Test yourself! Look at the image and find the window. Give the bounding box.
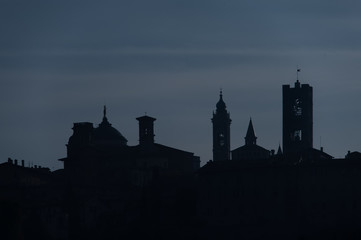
[292,130,302,141]
[293,98,302,116]
[219,133,225,146]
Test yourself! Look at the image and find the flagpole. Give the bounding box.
[297,68,301,81]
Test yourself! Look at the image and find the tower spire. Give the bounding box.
[100,105,110,126]
[277,143,283,155]
[103,105,107,119]
[216,89,226,111]
[245,118,257,145]
[212,90,231,161]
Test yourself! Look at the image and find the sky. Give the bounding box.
[1,0,361,170]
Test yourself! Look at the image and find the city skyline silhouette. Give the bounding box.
[2,1,361,239]
[1,76,359,170]
[1,1,361,169]
[2,77,361,239]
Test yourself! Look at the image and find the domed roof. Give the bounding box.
[93,106,128,146]
[216,90,227,110]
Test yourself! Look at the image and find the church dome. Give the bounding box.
[216,90,227,110]
[93,106,128,146]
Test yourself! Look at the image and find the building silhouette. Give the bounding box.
[212,90,231,161]
[2,76,361,240]
[0,159,67,240]
[197,77,360,239]
[232,118,270,161]
[58,108,200,239]
[283,80,313,154]
[136,115,156,146]
[60,107,200,184]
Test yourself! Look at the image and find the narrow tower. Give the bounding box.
[136,115,156,146]
[212,90,231,161]
[283,79,313,154]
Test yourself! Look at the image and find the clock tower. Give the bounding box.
[283,79,313,154]
[212,90,231,161]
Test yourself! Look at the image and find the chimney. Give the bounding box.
[21,160,24,167]
[14,159,18,166]
[8,158,13,164]
[34,165,37,169]
[320,147,323,152]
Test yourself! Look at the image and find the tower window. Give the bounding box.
[293,99,302,116]
[219,133,225,146]
[291,130,302,141]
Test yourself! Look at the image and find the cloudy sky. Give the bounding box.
[1,0,361,170]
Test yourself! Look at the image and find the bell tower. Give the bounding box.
[212,90,231,161]
[136,115,156,146]
[283,78,313,154]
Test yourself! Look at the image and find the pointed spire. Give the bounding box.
[277,144,283,155]
[103,105,107,119]
[245,118,257,145]
[216,89,226,111]
[100,105,110,126]
[219,89,224,103]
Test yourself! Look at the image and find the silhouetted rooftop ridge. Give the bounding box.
[136,115,156,121]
